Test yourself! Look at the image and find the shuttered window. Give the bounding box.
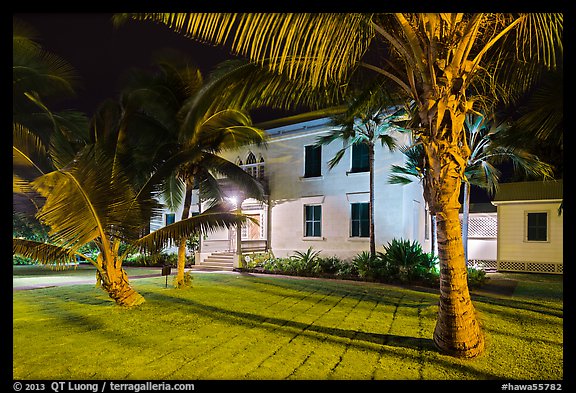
[304,145,322,177]
[351,142,369,172]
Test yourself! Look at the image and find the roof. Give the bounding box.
[492,180,563,203]
[253,106,346,133]
[460,203,497,213]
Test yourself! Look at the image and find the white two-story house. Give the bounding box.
[152,113,432,270]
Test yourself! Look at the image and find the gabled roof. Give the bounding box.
[492,180,563,203]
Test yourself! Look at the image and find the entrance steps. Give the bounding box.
[192,251,235,271]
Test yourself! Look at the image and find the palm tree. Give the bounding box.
[116,12,562,358]
[461,113,554,262]
[116,53,267,288]
[389,112,554,263]
[13,102,253,307]
[317,87,406,257]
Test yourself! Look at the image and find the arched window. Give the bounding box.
[258,154,265,179]
[235,156,243,166]
[246,152,257,165]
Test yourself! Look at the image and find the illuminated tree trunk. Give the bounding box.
[428,170,483,358]
[420,98,485,358]
[175,179,194,288]
[97,253,145,307]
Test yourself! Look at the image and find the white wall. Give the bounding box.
[212,122,428,260]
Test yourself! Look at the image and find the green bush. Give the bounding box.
[245,249,350,278]
[379,238,439,284]
[352,251,385,280]
[290,247,322,274]
[124,252,191,267]
[467,266,487,287]
[315,255,344,275]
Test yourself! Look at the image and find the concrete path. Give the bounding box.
[12,265,239,291]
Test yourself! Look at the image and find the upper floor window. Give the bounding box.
[526,212,548,241]
[246,152,257,165]
[351,142,369,173]
[165,213,176,226]
[304,145,322,177]
[241,152,265,180]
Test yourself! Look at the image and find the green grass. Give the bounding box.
[13,271,563,380]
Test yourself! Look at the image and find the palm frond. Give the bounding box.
[465,160,501,195]
[12,238,86,267]
[202,153,266,201]
[13,24,79,106]
[203,58,347,113]
[134,204,254,253]
[327,148,347,170]
[116,13,374,89]
[379,134,397,151]
[31,146,145,251]
[182,107,266,151]
[159,172,185,212]
[13,123,51,180]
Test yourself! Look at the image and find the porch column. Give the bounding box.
[233,197,245,269]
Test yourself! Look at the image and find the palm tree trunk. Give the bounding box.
[426,153,484,358]
[175,179,194,288]
[368,142,376,258]
[462,181,470,266]
[98,253,145,307]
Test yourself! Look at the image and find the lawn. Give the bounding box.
[12,270,563,380]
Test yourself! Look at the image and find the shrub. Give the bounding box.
[290,247,322,274]
[352,251,385,280]
[380,238,438,284]
[467,266,487,287]
[315,255,344,275]
[336,260,358,278]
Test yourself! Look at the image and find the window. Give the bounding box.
[165,213,176,226]
[351,203,369,237]
[246,152,257,164]
[304,205,322,237]
[304,145,322,177]
[351,142,369,172]
[527,212,548,241]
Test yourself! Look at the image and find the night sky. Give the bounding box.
[14,13,256,118]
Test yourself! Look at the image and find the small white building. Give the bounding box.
[460,203,498,270]
[171,114,432,269]
[491,180,563,274]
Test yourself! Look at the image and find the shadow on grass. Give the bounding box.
[147,291,503,379]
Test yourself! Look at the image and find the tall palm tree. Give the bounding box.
[317,87,406,257]
[389,112,554,263]
[116,53,267,288]
[117,12,562,358]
